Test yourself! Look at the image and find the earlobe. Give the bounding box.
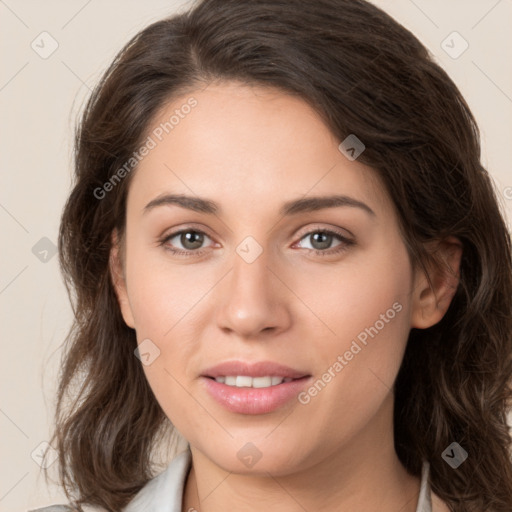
[410,236,463,329]
[109,229,136,329]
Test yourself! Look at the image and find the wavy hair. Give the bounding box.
[49,0,512,510]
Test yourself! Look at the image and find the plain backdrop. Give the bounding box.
[1,1,511,511]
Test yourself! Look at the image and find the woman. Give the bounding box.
[33,0,512,511]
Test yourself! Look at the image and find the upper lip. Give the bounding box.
[201,360,310,379]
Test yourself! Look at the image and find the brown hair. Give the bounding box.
[49,0,512,510]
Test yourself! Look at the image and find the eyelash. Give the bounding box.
[158,226,355,258]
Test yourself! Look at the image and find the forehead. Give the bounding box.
[127,82,390,219]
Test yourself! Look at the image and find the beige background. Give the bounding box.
[1,1,511,511]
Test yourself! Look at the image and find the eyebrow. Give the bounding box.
[143,193,376,217]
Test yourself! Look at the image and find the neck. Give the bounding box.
[182,393,421,512]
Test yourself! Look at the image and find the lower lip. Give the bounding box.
[201,376,312,415]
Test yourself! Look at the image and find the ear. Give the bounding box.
[411,236,463,329]
[109,229,135,329]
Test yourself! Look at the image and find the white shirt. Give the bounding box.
[30,447,435,512]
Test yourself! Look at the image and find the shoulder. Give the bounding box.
[28,450,192,512]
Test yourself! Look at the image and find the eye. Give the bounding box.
[294,228,355,256]
[159,228,214,257]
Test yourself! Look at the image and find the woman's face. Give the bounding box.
[113,81,427,475]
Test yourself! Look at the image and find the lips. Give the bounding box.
[201,360,310,379]
[200,360,313,414]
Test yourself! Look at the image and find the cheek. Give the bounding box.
[296,242,413,424]
[124,243,213,399]
[293,235,412,354]
[125,240,211,338]
[340,247,412,372]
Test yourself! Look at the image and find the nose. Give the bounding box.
[215,247,291,339]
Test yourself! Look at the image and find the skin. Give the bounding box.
[110,82,460,512]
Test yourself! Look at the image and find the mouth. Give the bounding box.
[200,361,312,415]
[200,360,312,414]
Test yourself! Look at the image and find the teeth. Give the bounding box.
[214,375,294,388]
